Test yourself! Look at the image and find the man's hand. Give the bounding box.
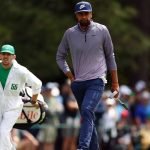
[111,82,119,98]
[31,94,39,108]
[65,71,75,82]
[31,100,39,108]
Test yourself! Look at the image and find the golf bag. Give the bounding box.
[13,87,48,130]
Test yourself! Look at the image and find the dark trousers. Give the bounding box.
[71,78,105,150]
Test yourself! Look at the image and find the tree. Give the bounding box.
[0,0,150,85]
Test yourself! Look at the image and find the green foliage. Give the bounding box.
[91,0,150,85]
[0,0,150,84]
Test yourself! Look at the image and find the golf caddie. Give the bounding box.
[0,44,42,150]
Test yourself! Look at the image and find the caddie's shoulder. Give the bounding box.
[17,64,28,72]
[13,60,28,73]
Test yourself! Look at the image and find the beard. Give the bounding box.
[79,19,90,27]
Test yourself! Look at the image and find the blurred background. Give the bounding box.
[1,0,150,86]
[1,0,150,149]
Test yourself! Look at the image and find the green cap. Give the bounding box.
[1,44,15,55]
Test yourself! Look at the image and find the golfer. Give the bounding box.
[56,1,119,149]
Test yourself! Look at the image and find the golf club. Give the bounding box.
[110,91,129,110]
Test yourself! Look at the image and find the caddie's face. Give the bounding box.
[1,52,16,68]
[75,12,92,26]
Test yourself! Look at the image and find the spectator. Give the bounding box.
[37,82,64,150]
[60,80,80,150]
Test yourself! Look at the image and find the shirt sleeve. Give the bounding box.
[103,25,117,71]
[56,29,71,73]
[25,69,42,95]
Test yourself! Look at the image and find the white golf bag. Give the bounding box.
[13,87,48,130]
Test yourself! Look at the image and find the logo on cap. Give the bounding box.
[79,4,86,10]
[74,1,92,13]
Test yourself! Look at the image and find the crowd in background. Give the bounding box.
[11,79,150,150]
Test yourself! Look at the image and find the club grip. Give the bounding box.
[110,91,118,98]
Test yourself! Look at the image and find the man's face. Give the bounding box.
[1,52,16,68]
[75,12,92,26]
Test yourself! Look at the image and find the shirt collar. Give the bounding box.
[12,59,19,68]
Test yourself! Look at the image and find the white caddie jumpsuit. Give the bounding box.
[0,60,42,150]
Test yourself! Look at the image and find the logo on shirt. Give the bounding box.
[11,84,18,90]
[79,4,86,10]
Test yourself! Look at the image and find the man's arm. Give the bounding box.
[56,30,71,74]
[110,70,119,98]
[25,70,42,104]
[31,94,38,104]
[103,26,119,97]
[65,71,75,82]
